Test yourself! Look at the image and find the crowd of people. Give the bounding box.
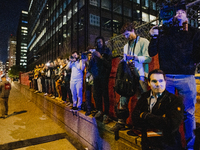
[28,36,112,124]
[25,5,200,150]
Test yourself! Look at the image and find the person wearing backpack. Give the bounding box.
[111,22,152,131]
[0,74,11,119]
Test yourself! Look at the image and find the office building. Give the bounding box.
[8,35,16,68]
[27,0,159,69]
[16,10,28,69]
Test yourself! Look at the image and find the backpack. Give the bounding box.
[114,60,139,97]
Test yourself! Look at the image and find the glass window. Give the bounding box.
[63,1,67,9]
[142,12,149,22]
[79,0,85,9]
[90,14,100,27]
[124,7,131,17]
[150,15,157,25]
[68,9,72,20]
[152,2,156,10]
[90,0,98,6]
[145,0,149,7]
[102,0,111,10]
[73,3,77,15]
[113,3,122,14]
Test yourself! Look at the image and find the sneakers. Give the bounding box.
[103,115,110,124]
[34,90,38,93]
[70,107,78,111]
[68,103,72,107]
[44,93,48,96]
[85,111,91,116]
[110,123,125,132]
[0,115,7,119]
[77,108,82,111]
[94,111,103,118]
[51,96,55,99]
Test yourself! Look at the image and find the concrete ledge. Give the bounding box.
[14,82,142,150]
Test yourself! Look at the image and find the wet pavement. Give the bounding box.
[0,82,78,150]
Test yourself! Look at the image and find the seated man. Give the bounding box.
[132,69,183,150]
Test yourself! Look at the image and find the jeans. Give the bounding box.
[166,74,196,150]
[70,80,83,109]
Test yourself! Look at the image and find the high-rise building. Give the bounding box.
[27,0,159,69]
[16,10,28,69]
[8,35,16,68]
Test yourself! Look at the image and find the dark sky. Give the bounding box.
[0,0,28,63]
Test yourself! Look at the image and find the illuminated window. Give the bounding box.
[142,12,149,22]
[22,11,28,14]
[68,10,72,19]
[90,14,100,27]
[150,15,157,25]
[21,27,28,30]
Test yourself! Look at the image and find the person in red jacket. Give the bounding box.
[0,74,11,119]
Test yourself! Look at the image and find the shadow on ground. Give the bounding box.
[6,110,27,118]
[0,133,67,150]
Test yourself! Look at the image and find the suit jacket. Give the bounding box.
[132,90,183,146]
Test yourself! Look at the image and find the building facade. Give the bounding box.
[27,0,159,69]
[16,10,28,69]
[8,35,17,69]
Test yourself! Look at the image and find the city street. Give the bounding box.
[0,82,79,150]
[1,82,200,150]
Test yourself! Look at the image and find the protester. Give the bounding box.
[85,47,95,116]
[132,69,183,150]
[33,65,40,93]
[149,5,200,150]
[67,51,85,111]
[61,59,73,106]
[111,22,151,131]
[0,74,11,119]
[88,36,112,124]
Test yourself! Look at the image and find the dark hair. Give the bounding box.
[72,51,78,55]
[120,22,135,34]
[148,69,166,82]
[86,46,95,51]
[95,36,105,48]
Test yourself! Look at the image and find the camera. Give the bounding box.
[70,56,74,59]
[81,52,87,60]
[90,49,96,53]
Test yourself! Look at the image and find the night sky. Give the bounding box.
[0,0,28,63]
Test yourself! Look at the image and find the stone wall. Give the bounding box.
[14,82,142,150]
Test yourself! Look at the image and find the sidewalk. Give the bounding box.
[0,82,81,150]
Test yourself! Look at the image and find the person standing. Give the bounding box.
[149,6,200,150]
[67,51,85,111]
[0,74,11,119]
[85,48,94,116]
[111,22,151,131]
[89,36,112,124]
